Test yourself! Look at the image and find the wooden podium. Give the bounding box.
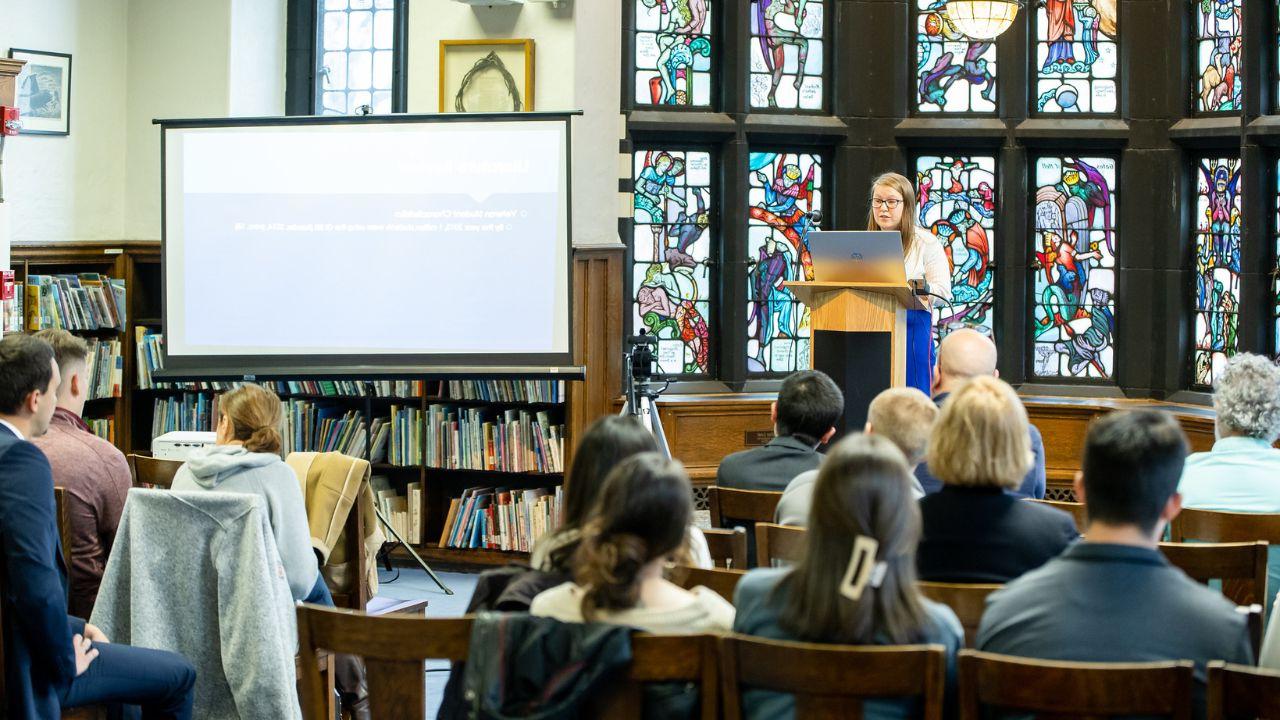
[785,281,924,436]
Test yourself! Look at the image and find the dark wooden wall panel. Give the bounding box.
[566,246,625,471]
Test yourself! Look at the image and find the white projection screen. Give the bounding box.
[159,113,576,379]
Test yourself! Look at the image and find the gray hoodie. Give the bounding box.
[172,444,319,600]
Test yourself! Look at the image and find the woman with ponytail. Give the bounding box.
[732,434,963,720]
[529,453,734,632]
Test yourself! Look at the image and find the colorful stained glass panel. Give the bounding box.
[1035,0,1118,113]
[634,0,713,107]
[1194,156,1241,386]
[1031,156,1118,380]
[749,1,825,109]
[916,155,997,338]
[746,152,822,373]
[1194,0,1242,113]
[915,0,997,113]
[632,150,714,375]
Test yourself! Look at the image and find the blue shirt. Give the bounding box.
[732,567,963,720]
[1179,435,1280,619]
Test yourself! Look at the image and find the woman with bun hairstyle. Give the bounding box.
[530,452,734,632]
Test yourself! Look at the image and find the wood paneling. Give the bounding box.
[566,245,625,471]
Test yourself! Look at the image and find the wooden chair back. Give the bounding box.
[54,486,72,569]
[1170,508,1280,545]
[1160,541,1268,607]
[1029,499,1088,529]
[708,487,783,528]
[916,582,1002,648]
[593,633,720,720]
[719,635,947,720]
[702,527,747,569]
[755,522,806,567]
[958,650,1195,720]
[127,454,183,489]
[670,565,746,602]
[1206,661,1280,720]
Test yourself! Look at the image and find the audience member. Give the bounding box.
[978,410,1253,713]
[1178,353,1280,615]
[916,329,1045,498]
[0,334,196,718]
[916,376,1077,582]
[29,329,131,619]
[733,434,963,720]
[775,387,936,526]
[530,453,734,632]
[716,369,843,492]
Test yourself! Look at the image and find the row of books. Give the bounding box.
[86,417,114,444]
[281,401,369,458]
[371,477,424,544]
[441,380,565,404]
[426,405,564,474]
[25,274,126,332]
[85,338,124,400]
[151,394,219,437]
[439,485,562,552]
[269,380,426,398]
[3,282,23,334]
[135,329,237,391]
[387,405,424,466]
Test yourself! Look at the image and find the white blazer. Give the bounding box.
[904,226,953,305]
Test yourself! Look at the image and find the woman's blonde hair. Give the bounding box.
[219,383,283,455]
[926,376,1031,490]
[866,172,920,256]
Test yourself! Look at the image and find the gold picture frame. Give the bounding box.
[438,39,535,113]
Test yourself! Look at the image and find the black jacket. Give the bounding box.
[715,435,823,492]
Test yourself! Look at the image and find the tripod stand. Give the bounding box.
[374,505,453,595]
[619,336,672,458]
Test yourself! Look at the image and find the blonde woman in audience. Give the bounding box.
[733,434,963,720]
[916,376,1077,582]
[530,453,734,633]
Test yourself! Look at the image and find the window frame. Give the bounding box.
[286,0,408,117]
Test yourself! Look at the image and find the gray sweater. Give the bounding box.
[173,445,319,600]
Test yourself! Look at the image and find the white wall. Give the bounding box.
[229,0,286,118]
[0,0,130,249]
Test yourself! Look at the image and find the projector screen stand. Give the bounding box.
[374,505,454,596]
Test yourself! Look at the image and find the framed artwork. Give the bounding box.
[8,49,71,135]
[439,39,534,113]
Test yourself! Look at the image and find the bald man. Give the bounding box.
[915,329,1046,499]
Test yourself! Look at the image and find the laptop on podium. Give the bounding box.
[807,230,909,286]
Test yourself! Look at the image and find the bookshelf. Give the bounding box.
[7,241,570,566]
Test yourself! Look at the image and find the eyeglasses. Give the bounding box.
[872,198,903,210]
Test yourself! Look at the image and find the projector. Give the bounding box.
[151,431,217,460]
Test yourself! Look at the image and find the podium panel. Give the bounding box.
[813,330,892,438]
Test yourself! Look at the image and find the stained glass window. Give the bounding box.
[746,152,822,373]
[318,0,397,115]
[1031,156,1118,379]
[915,0,997,113]
[632,150,714,375]
[1193,0,1242,113]
[634,0,713,107]
[1194,156,1242,386]
[1034,0,1118,113]
[749,1,825,109]
[1275,159,1280,352]
[916,156,997,337]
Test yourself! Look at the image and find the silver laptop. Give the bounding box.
[808,230,909,285]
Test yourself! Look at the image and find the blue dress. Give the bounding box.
[906,308,935,397]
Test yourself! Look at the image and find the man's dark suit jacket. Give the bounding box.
[978,543,1254,715]
[915,391,1047,499]
[0,424,82,720]
[716,435,822,492]
[917,485,1078,583]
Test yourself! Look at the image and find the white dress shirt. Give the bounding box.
[904,226,953,305]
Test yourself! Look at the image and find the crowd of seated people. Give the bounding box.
[7,322,1280,719]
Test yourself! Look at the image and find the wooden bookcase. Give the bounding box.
[8,241,568,566]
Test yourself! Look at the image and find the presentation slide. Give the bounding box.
[163,118,570,364]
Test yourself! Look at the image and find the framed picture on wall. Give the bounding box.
[439,39,534,113]
[8,49,71,135]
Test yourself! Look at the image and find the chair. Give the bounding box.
[755,522,806,567]
[917,582,1002,648]
[671,564,746,602]
[708,487,783,529]
[126,454,183,489]
[1170,508,1280,546]
[719,635,946,720]
[1029,498,1088,529]
[957,650,1194,720]
[1206,661,1280,720]
[702,527,747,569]
[54,486,72,569]
[1160,539,1268,646]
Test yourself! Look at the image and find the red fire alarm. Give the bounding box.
[0,271,14,301]
[1,107,19,136]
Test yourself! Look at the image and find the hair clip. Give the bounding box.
[839,535,887,601]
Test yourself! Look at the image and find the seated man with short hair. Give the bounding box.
[978,410,1253,714]
[716,369,844,492]
[915,329,1045,499]
[775,387,936,526]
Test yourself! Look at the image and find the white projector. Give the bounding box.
[151,431,217,460]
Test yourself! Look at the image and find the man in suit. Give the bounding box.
[978,410,1253,712]
[915,328,1046,498]
[0,334,196,719]
[716,369,843,492]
